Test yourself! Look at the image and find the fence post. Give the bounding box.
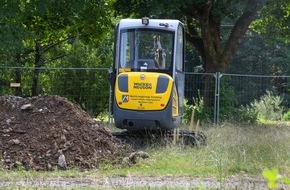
[107,68,113,128]
[214,72,222,127]
[214,73,217,127]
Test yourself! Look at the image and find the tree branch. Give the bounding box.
[41,36,76,55]
[200,1,219,69]
[43,54,68,64]
[221,0,262,69]
[186,18,204,58]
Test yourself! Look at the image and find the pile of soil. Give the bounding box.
[0,95,132,171]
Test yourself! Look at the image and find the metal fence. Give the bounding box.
[1,67,289,125]
[185,72,290,125]
[0,67,110,117]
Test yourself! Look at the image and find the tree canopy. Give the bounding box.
[114,0,262,73]
[0,0,289,115]
[0,0,114,116]
[251,0,290,44]
[0,0,113,95]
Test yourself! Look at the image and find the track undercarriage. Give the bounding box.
[112,129,206,148]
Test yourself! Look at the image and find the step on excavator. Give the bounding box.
[109,18,206,147]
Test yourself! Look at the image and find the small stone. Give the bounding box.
[47,163,52,170]
[6,119,12,125]
[8,139,20,145]
[21,103,33,110]
[15,161,22,166]
[3,128,12,133]
[123,157,131,165]
[60,134,66,141]
[58,154,67,170]
[128,151,149,164]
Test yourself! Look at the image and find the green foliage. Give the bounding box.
[252,90,283,121]
[43,39,111,116]
[99,124,290,181]
[229,35,290,75]
[183,91,211,123]
[263,168,290,189]
[113,0,262,74]
[0,0,115,116]
[0,0,114,94]
[236,105,258,123]
[183,99,195,124]
[282,110,290,121]
[251,0,290,44]
[239,90,284,122]
[219,76,238,120]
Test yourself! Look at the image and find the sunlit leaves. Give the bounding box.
[251,0,290,43]
[263,168,290,189]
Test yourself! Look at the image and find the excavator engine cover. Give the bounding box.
[114,72,178,131]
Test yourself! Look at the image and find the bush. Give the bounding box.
[253,90,283,121]
[236,105,258,123]
[219,77,238,120]
[282,110,290,121]
[239,90,284,122]
[183,91,211,124]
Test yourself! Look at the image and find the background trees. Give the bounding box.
[0,0,289,117]
[113,0,262,73]
[0,0,112,95]
[0,0,114,117]
[251,0,290,44]
[113,0,263,106]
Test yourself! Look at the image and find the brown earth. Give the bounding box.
[0,95,132,171]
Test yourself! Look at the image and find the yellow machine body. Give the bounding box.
[115,72,173,111]
[110,18,185,131]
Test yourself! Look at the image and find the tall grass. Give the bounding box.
[1,122,290,187]
[98,122,290,179]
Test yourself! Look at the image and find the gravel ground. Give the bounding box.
[0,175,284,189]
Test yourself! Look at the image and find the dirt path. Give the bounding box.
[0,176,277,189]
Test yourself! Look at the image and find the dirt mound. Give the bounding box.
[0,95,132,171]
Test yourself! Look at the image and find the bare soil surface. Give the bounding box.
[0,175,280,189]
[0,95,132,171]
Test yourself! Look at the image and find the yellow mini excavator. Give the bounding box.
[109,18,206,146]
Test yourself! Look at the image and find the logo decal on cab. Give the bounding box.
[122,95,129,102]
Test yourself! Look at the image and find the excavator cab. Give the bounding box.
[109,18,185,132]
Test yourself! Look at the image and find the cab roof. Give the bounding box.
[118,18,182,31]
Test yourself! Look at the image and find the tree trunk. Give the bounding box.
[186,0,262,106]
[32,42,42,96]
[14,52,22,96]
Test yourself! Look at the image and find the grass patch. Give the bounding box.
[1,122,290,187]
[96,122,290,179]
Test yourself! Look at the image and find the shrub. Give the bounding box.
[219,77,238,120]
[282,110,290,121]
[239,90,284,122]
[183,91,210,124]
[236,105,258,123]
[252,90,284,121]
